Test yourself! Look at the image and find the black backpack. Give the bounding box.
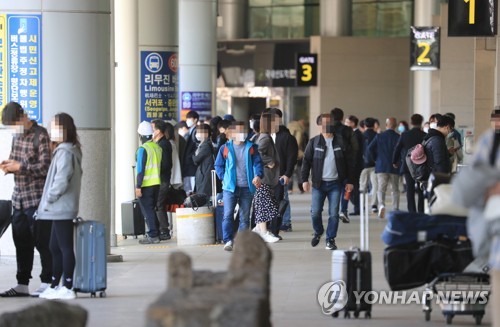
[406,139,431,182]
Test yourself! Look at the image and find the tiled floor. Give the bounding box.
[0,192,492,326]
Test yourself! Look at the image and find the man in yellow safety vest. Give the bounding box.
[136,121,162,244]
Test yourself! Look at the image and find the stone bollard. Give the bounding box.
[146,230,272,327]
[0,300,87,327]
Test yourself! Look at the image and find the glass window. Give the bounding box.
[352,0,413,37]
[272,6,304,38]
[249,7,272,38]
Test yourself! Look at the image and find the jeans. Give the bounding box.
[11,206,52,285]
[138,185,160,238]
[271,184,285,234]
[311,181,342,241]
[340,179,360,214]
[222,187,252,243]
[281,190,291,226]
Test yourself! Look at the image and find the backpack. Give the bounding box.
[406,139,431,182]
[222,143,255,159]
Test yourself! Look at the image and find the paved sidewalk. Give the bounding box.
[0,192,492,326]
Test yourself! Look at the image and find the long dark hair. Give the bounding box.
[54,113,81,148]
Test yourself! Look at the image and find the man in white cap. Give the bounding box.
[136,121,163,244]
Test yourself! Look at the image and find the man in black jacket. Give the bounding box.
[330,108,359,223]
[152,119,173,240]
[264,108,298,236]
[423,115,454,175]
[182,111,200,195]
[302,114,354,251]
[392,114,426,213]
[359,118,379,213]
[341,115,363,219]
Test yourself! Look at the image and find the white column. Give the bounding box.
[179,0,217,118]
[320,0,352,36]
[413,0,434,119]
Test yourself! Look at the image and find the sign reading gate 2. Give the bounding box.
[0,14,42,123]
[410,27,440,71]
[140,50,178,122]
[296,54,317,86]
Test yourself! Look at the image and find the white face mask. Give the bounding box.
[430,122,437,129]
[196,134,206,142]
[423,127,429,133]
[10,125,24,137]
[50,127,64,142]
[233,133,246,142]
[186,119,195,128]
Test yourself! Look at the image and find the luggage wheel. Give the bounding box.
[445,314,454,325]
[91,292,96,298]
[424,311,431,322]
[344,311,351,319]
[133,235,138,239]
[123,235,128,240]
[99,291,107,298]
[474,314,483,326]
[354,311,360,318]
[331,312,339,318]
[365,311,371,319]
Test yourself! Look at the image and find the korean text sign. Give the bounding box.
[140,50,178,122]
[0,14,42,123]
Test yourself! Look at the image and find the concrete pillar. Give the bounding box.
[320,0,352,36]
[412,0,434,120]
[217,0,247,40]
[114,0,178,242]
[0,0,112,254]
[179,0,217,119]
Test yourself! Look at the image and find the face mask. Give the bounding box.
[324,124,335,134]
[233,133,246,142]
[423,127,429,133]
[186,119,195,128]
[10,125,24,137]
[397,125,405,133]
[430,122,437,129]
[196,135,206,142]
[50,127,64,142]
[249,120,255,130]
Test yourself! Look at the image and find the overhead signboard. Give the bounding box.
[0,14,42,123]
[448,0,497,36]
[296,54,317,86]
[140,50,178,122]
[410,27,440,71]
[180,91,211,121]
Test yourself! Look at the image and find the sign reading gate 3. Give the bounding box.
[296,54,317,86]
[448,0,498,36]
[410,27,440,71]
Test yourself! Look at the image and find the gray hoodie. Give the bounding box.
[37,143,83,220]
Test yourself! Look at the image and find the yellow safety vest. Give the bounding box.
[139,141,162,187]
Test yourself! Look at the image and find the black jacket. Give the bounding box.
[192,139,214,196]
[157,136,173,185]
[362,128,378,168]
[392,127,426,174]
[182,126,199,177]
[275,125,299,177]
[301,134,354,189]
[333,121,358,177]
[423,129,451,174]
[353,128,363,176]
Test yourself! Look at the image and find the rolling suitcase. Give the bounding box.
[331,191,372,319]
[73,220,107,298]
[121,200,146,239]
[121,166,146,238]
[0,200,12,238]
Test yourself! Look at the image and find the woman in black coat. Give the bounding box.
[193,124,215,196]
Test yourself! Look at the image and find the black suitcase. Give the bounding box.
[331,192,372,319]
[121,200,146,239]
[0,200,12,238]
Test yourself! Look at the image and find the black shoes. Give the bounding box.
[159,231,171,241]
[339,212,350,223]
[326,239,337,250]
[311,234,321,247]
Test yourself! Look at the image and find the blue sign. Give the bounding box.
[3,15,42,123]
[140,50,178,122]
[180,91,212,120]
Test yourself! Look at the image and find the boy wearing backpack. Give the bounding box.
[214,121,263,252]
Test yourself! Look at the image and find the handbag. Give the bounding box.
[183,193,209,210]
[426,184,468,217]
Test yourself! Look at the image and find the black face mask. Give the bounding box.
[324,124,335,134]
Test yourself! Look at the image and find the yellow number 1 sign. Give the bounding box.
[464,0,475,24]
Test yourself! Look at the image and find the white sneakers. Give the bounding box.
[39,286,76,300]
[31,283,49,297]
[224,241,233,251]
[378,205,386,219]
[261,231,279,243]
